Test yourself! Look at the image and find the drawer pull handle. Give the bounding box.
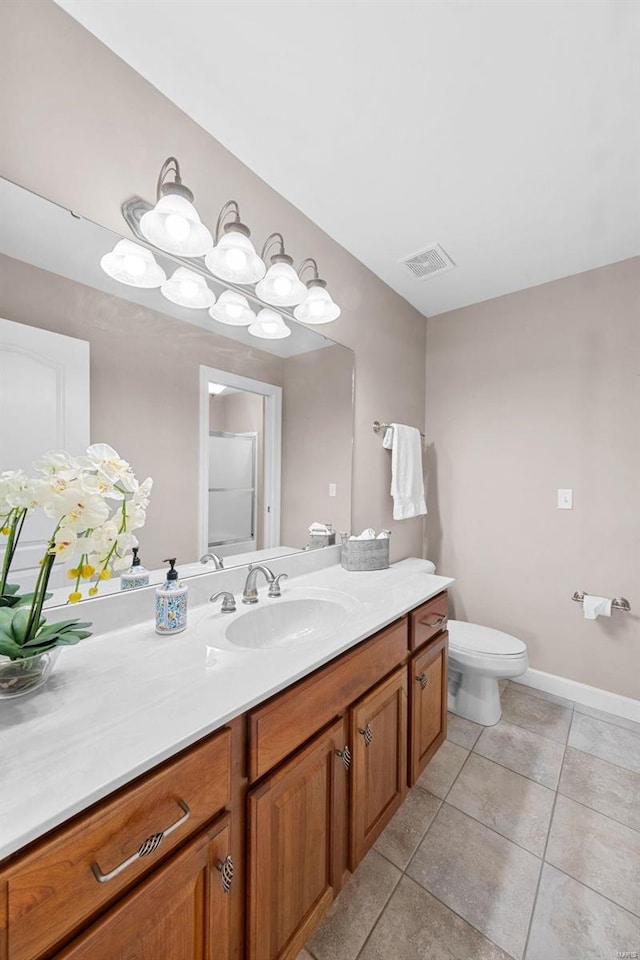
[336,745,352,770]
[422,614,445,628]
[91,800,191,884]
[359,724,373,747]
[217,854,235,894]
[416,672,429,690]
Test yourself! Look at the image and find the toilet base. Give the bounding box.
[448,674,502,726]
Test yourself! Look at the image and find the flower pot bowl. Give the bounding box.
[0,649,60,699]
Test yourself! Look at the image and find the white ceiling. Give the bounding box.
[55,0,640,317]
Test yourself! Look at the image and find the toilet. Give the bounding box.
[447,619,528,726]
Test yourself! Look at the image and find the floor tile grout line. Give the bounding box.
[438,795,549,861]
[350,855,403,960]
[521,739,567,960]
[493,711,572,747]
[471,743,562,791]
[564,738,640,778]
[572,706,640,736]
[540,860,640,921]
[556,780,640,836]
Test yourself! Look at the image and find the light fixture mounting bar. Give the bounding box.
[121,196,300,323]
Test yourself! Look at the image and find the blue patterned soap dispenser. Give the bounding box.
[155,558,188,635]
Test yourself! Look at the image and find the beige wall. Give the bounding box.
[281,345,353,547]
[425,258,640,699]
[0,253,284,569]
[0,0,427,562]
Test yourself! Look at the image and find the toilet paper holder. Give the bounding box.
[572,591,631,613]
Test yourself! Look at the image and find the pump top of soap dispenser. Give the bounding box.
[131,547,141,567]
[163,557,179,582]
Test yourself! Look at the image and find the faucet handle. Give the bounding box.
[268,573,288,598]
[210,591,236,613]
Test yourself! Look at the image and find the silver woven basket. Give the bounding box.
[340,534,390,571]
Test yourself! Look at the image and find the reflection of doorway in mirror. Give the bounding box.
[209,384,262,557]
[0,318,90,591]
[199,366,282,561]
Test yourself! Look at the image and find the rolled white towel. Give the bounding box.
[583,595,613,620]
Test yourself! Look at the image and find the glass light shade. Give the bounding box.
[161,267,215,309]
[255,261,307,306]
[248,308,291,340]
[139,194,213,256]
[209,290,256,326]
[293,285,341,324]
[205,231,266,284]
[100,239,166,288]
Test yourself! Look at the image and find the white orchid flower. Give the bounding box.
[2,472,40,511]
[111,555,132,572]
[50,526,78,560]
[33,450,79,477]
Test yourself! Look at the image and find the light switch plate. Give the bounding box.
[557,489,573,509]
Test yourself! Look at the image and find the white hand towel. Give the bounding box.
[349,528,376,541]
[383,423,427,520]
[583,595,613,620]
[308,522,331,535]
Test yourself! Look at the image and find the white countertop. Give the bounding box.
[0,558,452,861]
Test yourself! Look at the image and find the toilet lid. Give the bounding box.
[448,620,526,657]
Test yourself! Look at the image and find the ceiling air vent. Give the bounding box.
[400,243,455,281]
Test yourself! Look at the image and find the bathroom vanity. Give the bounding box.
[0,560,451,960]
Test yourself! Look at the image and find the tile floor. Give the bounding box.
[299,680,640,960]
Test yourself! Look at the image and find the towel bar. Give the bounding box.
[373,420,426,440]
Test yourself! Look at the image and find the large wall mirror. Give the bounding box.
[0,178,354,604]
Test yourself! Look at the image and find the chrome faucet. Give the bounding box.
[242,564,275,604]
[200,552,224,570]
[210,591,236,613]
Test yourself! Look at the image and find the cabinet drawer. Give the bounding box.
[248,618,408,781]
[409,591,448,650]
[5,726,231,960]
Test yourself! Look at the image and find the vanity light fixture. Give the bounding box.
[209,290,256,326]
[293,258,341,324]
[255,233,307,307]
[248,308,291,340]
[161,267,216,309]
[139,157,213,257]
[205,200,266,284]
[100,239,166,288]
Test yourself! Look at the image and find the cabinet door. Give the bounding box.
[55,816,232,960]
[409,631,448,784]
[350,667,407,869]
[247,718,348,960]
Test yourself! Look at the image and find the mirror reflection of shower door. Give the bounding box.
[208,432,257,556]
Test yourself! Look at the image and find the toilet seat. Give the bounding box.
[448,620,526,658]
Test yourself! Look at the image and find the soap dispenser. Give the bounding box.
[155,558,188,635]
[120,547,150,591]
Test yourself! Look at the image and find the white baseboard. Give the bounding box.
[513,668,640,723]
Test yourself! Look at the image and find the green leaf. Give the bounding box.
[4,584,20,596]
[9,608,30,645]
[36,619,87,638]
[49,633,84,646]
[21,635,59,650]
[0,637,25,659]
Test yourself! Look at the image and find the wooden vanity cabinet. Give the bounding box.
[1,591,449,960]
[55,816,232,960]
[246,718,349,960]
[350,667,408,868]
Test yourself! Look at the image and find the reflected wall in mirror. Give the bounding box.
[0,177,354,603]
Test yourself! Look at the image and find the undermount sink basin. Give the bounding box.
[225,596,351,650]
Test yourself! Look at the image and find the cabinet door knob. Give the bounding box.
[416,672,429,690]
[91,800,191,883]
[216,854,235,894]
[336,745,352,770]
[358,724,373,746]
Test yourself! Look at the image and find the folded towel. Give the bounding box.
[383,423,427,520]
[349,528,377,541]
[308,522,332,535]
